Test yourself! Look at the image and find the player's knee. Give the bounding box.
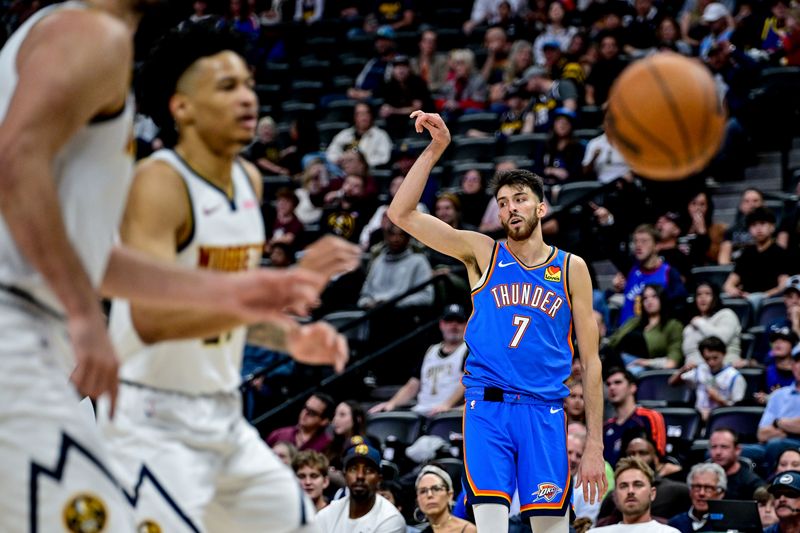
[529,513,569,533]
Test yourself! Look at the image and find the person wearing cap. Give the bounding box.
[390,111,607,532]
[348,26,397,102]
[414,465,476,533]
[654,211,693,283]
[767,275,800,351]
[764,325,800,393]
[756,348,800,471]
[521,64,578,133]
[723,207,790,308]
[764,470,800,532]
[369,304,468,416]
[315,442,406,532]
[699,2,734,58]
[377,54,434,139]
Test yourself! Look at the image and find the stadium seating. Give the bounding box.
[636,369,695,408]
[367,411,425,446]
[705,406,765,443]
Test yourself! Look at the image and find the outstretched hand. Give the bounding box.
[287,321,349,373]
[227,267,324,322]
[410,110,451,146]
[298,235,361,283]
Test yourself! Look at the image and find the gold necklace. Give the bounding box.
[431,515,452,530]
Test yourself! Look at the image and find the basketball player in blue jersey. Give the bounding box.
[388,111,607,533]
[0,3,357,530]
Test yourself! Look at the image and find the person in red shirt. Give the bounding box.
[267,393,335,452]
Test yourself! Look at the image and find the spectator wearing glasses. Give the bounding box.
[266,393,335,452]
[414,464,476,533]
[315,442,407,532]
[667,463,727,533]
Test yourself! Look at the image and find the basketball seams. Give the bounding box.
[644,61,695,167]
[609,92,680,168]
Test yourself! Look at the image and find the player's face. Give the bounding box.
[615,469,654,520]
[416,474,451,516]
[496,185,544,242]
[709,431,738,469]
[625,438,656,468]
[296,466,328,500]
[332,402,354,435]
[175,51,257,152]
[777,450,800,474]
[345,460,381,501]
[689,471,723,512]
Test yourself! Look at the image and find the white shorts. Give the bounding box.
[0,302,135,533]
[98,382,317,533]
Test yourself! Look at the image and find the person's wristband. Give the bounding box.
[774,418,781,429]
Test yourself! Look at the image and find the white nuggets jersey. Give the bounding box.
[414,342,468,414]
[110,149,265,394]
[0,1,134,320]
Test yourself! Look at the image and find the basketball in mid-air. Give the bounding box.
[604,52,726,181]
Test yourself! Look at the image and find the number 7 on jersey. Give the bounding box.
[509,314,531,348]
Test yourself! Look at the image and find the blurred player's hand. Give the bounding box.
[68,311,119,417]
[228,267,324,321]
[577,441,608,505]
[287,321,349,373]
[410,111,451,147]
[298,235,362,283]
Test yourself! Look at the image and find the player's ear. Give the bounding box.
[169,94,190,125]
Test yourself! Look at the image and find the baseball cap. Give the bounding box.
[770,325,800,347]
[769,470,800,496]
[553,107,577,121]
[343,441,382,470]
[542,40,561,50]
[392,54,410,65]
[441,304,467,322]
[784,275,800,295]
[523,65,548,81]
[702,2,730,21]
[375,25,396,40]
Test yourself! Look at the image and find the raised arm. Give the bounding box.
[569,254,608,504]
[0,10,133,405]
[387,111,494,284]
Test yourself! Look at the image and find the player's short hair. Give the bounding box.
[699,336,727,355]
[633,224,659,243]
[614,456,654,486]
[292,450,329,476]
[490,169,545,203]
[136,20,247,146]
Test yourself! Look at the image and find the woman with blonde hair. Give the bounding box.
[415,465,476,533]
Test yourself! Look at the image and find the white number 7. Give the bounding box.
[509,315,531,348]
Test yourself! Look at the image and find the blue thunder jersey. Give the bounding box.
[463,242,574,400]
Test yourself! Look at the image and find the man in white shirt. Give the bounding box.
[582,132,631,184]
[315,442,406,533]
[326,103,392,167]
[591,457,680,532]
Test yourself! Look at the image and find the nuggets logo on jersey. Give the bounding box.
[197,244,262,272]
[532,482,563,503]
[544,265,561,282]
[63,493,107,533]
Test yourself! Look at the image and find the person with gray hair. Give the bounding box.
[414,465,476,533]
[437,49,488,119]
[667,463,727,533]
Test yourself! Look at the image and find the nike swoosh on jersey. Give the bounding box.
[550,407,563,414]
[202,204,224,216]
[498,261,516,268]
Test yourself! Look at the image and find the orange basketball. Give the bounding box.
[605,52,727,181]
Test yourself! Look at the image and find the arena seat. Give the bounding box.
[636,369,695,408]
[367,411,425,446]
[705,406,764,443]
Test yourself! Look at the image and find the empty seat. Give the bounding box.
[318,121,349,147]
[426,410,463,443]
[721,297,753,330]
[454,113,500,135]
[655,407,702,458]
[323,99,357,123]
[691,265,733,289]
[433,457,464,485]
[504,133,548,158]
[290,80,325,104]
[321,310,370,344]
[706,406,764,443]
[450,137,498,162]
[573,128,602,142]
[367,411,425,446]
[636,369,695,407]
[756,297,787,328]
[281,101,316,122]
[738,367,766,403]
[552,181,604,208]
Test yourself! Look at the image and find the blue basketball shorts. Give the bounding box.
[462,387,571,518]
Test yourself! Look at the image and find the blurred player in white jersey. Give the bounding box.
[98,22,356,532]
[0,2,354,531]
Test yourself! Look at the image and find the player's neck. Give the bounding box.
[505,236,550,265]
[88,0,143,29]
[175,139,237,192]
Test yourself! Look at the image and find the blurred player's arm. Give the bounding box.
[569,255,608,504]
[247,320,349,373]
[0,10,133,402]
[387,111,494,282]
